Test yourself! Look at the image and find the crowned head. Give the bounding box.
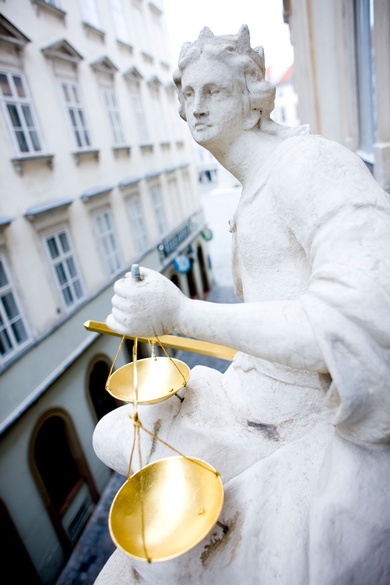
[173,25,275,127]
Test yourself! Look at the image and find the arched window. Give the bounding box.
[31,411,98,549]
[88,357,118,420]
[35,416,81,514]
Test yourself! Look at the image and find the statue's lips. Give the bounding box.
[194,123,210,130]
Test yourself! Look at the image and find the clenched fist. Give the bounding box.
[106,265,187,338]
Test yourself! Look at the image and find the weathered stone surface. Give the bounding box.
[93,25,390,585]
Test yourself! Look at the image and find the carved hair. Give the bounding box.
[173,25,276,125]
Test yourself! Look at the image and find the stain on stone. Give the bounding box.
[247,420,280,441]
[201,516,236,566]
[148,418,162,459]
[131,566,145,582]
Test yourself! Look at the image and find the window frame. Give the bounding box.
[108,0,131,44]
[42,226,85,311]
[128,82,151,145]
[100,84,126,146]
[0,69,45,157]
[57,78,92,150]
[43,0,62,7]
[0,254,30,364]
[354,0,376,162]
[126,193,149,253]
[92,207,122,276]
[79,0,101,29]
[149,184,168,236]
[131,0,150,54]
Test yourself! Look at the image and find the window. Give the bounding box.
[93,209,122,275]
[0,256,29,362]
[168,177,184,223]
[79,0,100,28]
[150,186,167,235]
[0,72,43,155]
[150,7,165,61]
[44,0,61,7]
[109,0,130,44]
[149,83,168,144]
[101,87,126,146]
[60,80,91,149]
[44,228,84,309]
[131,0,150,53]
[129,84,150,144]
[126,195,148,252]
[354,0,376,159]
[33,413,95,544]
[88,358,119,420]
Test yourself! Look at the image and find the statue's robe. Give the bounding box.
[93,127,390,585]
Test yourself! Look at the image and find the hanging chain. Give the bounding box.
[150,335,188,388]
[105,335,126,392]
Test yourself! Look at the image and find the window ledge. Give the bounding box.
[0,216,14,246]
[117,40,133,53]
[11,153,54,175]
[24,197,73,221]
[72,149,99,165]
[140,143,154,152]
[31,0,66,20]
[142,52,154,64]
[80,185,113,202]
[82,22,105,42]
[118,176,142,189]
[112,145,131,157]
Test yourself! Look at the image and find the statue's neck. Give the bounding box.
[209,125,286,187]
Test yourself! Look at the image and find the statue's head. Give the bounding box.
[173,25,275,131]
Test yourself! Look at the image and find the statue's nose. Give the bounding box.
[193,93,207,117]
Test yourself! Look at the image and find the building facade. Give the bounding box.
[0,1,213,583]
[283,0,390,191]
[269,65,300,128]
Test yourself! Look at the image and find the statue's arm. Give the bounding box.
[107,267,327,373]
[177,293,327,372]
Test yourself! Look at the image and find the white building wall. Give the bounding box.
[0,1,214,583]
[284,0,390,189]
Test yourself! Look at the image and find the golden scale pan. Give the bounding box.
[106,354,190,405]
[105,264,225,563]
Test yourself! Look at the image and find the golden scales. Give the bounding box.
[88,264,225,563]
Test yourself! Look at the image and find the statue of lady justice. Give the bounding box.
[93,25,390,585]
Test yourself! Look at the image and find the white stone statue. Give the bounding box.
[93,25,390,585]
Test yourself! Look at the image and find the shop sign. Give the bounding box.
[173,255,191,274]
[201,227,213,241]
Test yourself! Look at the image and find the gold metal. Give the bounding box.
[93,329,225,562]
[83,320,236,362]
[106,356,190,404]
[109,456,224,562]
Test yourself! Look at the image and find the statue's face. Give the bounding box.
[181,57,246,148]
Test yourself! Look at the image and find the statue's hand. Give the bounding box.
[106,266,186,338]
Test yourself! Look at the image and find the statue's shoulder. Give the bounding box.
[275,129,369,185]
[270,128,389,233]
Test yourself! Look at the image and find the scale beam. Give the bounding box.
[84,320,236,362]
